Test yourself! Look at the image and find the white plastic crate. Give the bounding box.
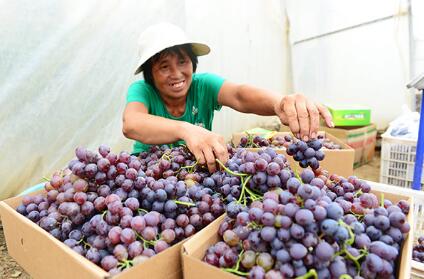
[379,133,424,189]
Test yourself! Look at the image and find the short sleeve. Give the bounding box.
[195,73,225,111]
[126,81,151,109]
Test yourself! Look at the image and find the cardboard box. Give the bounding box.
[319,124,377,168]
[0,191,185,279]
[326,105,371,126]
[232,131,355,177]
[182,215,240,279]
[412,259,424,278]
[182,186,414,279]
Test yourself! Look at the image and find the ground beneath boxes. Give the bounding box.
[0,222,30,279]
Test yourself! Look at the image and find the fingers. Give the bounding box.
[202,148,217,173]
[279,94,334,140]
[189,145,206,166]
[204,135,229,173]
[282,96,300,138]
[186,130,229,173]
[213,137,229,165]
[317,103,334,128]
[306,99,320,138]
[295,94,310,141]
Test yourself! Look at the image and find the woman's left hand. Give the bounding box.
[274,93,334,141]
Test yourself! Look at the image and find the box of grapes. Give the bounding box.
[232,131,355,178]
[318,124,377,168]
[0,145,227,279]
[0,190,185,279]
[182,183,414,279]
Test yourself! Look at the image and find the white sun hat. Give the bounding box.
[134,22,210,75]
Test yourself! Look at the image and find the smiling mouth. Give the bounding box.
[169,80,185,89]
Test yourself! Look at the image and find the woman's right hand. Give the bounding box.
[180,122,229,173]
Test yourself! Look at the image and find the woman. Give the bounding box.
[123,22,333,172]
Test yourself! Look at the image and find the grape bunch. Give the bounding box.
[238,134,342,151]
[203,167,411,279]
[238,134,294,148]
[16,144,225,275]
[286,139,325,170]
[220,148,291,205]
[319,135,342,150]
[413,236,424,263]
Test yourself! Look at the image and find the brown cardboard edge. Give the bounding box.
[412,260,424,276]
[370,190,413,279]
[182,188,414,279]
[0,200,109,279]
[0,192,186,279]
[182,215,225,256]
[114,238,185,279]
[182,215,241,279]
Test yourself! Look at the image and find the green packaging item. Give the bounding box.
[326,105,371,126]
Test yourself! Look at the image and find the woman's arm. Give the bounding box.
[217,81,333,141]
[123,102,186,144]
[122,102,228,172]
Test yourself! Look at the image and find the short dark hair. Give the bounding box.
[142,44,198,87]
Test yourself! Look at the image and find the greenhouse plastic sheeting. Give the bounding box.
[0,0,291,199]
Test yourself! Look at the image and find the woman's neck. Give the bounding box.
[162,96,187,117]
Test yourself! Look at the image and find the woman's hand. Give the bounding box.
[274,93,334,141]
[180,122,229,173]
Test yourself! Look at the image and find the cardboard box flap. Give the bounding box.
[0,190,186,279]
[0,200,109,279]
[182,185,414,279]
[114,239,184,279]
[182,215,224,256]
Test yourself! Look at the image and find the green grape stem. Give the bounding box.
[215,159,248,177]
[222,250,249,276]
[174,200,196,207]
[338,219,355,246]
[101,210,108,219]
[137,208,148,214]
[118,259,133,270]
[296,269,318,279]
[244,131,260,148]
[160,150,173,161]
[349,210,364,221]
[353,189,363,198]
[237,176,247,205]
[82,240,92,249]
[343,248,361,272]
[295,195,304,207]
[237,175,254,205]
[247,221,263,230]
[244,184,262,200]
[334,220,368,275]
[134,231,156,248]
[294,170,302,182]
[175,160,198,174]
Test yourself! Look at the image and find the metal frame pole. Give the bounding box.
[412,91,424,190]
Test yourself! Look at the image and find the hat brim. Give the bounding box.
[134,42,210,75]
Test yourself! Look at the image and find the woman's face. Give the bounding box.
[152,49,193,101]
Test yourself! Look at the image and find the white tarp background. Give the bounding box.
[0,0,290,199]
[286,0,412,129]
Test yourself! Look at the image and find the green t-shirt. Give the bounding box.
[126,73,225,154]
